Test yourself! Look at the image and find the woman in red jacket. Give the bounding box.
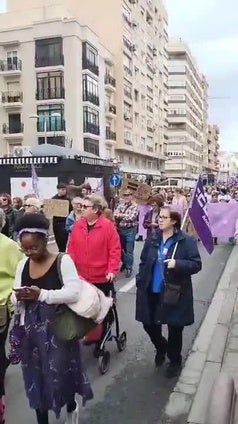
[67,194,121,296]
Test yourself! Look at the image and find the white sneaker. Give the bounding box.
[65,401,79,424]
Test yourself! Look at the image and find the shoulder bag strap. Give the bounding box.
[56,253,66,288]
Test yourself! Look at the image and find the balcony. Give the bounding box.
[83,91,100,106]
[84,122,100,136]
[2,122,24,139]
[0,59,22,76]
[105,74,116,92]
[105,127,116,144]
[82,58,99,76]
[147,126,153,133]
[37,119,65,133]
[1,91,23,108]
[36,87,65,101]
[35,54,64,68]
[105,103,117,119]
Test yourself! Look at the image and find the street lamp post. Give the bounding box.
[29,112,61,144]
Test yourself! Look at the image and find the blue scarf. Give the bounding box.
[151,236,174,293]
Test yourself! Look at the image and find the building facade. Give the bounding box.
[218,151,238,183]
[0,2,117,159]
[203,124,220,176]
[165,39,208,182]
[51,0,169,178]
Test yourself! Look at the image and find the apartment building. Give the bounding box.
[203,124,220,175]
[165,39,208,182]
[62,0,169,178]
[0,2,117,159]
[218,151,238,183]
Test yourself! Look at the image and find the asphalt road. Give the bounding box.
[5,241,232,424]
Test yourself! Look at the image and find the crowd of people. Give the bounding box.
[0,179,235,423]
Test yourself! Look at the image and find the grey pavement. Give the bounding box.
[162,245,238,424]
[5,241,232,424]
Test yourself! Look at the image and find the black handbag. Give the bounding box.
[50,254,96,342]
[163,283,181,306]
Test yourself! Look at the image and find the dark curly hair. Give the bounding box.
[15,213,50,240]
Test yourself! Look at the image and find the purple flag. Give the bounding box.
[31,164,39,198]
[189,176,214,254]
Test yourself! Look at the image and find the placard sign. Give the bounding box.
[134,183,152,204]
[43,199,69,218]
[120,178,140,193]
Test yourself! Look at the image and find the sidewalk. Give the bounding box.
[161,246,238,424]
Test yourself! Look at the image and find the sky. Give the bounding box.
[0,0,237,150]
[166,0,238,151]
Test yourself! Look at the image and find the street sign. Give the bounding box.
[110,174,121,187]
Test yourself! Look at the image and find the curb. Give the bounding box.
[163,246,238,424]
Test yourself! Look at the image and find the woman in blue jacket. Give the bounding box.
[136,206,202,378]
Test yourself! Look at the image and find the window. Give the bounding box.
[84,138,99,156]
[82,42,99,76]
[37,104,65,132]
[123,53,132,76]
[83,74,99,105]
[35,38,63,67]
[38,135,65,146]
[124,102,132,121]
[7,50,18,68]
[134,89,139,101]
[83,106,100,135]
[37,71,64,100]
[124,82,132,99]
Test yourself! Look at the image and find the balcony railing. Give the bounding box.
[83,91,100,106]
[84,122,100,135]
[105,74,116,88]
[35,54,64,68]
[2,123,24,134]
[37,119,65,132]
[106,127,116,141]
[0,59,22,72]
[36,87,65,101]
[82,58,99,76]
[2,91,23,103]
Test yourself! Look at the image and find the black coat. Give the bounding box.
[135,230,202,327]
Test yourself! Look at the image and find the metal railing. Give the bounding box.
[2,123,24,134]
[2,91,23,103]
[0,59,22,71]
[36,87,65,100]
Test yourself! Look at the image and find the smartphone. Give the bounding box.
[13,287,29,292]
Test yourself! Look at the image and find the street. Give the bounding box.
[5,241,232,424]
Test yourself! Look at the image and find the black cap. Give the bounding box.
[57,183,67,189]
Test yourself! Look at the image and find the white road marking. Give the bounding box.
[118,277,136,293]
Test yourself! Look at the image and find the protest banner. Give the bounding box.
[207,202,238,238]
[43,199,69,219]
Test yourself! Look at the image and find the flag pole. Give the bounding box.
[171,207,189,260]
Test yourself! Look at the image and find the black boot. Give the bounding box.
[155,351,166,367]
[136,236,143,242]
[165,362,182,379]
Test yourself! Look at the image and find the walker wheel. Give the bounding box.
[98,351,110,374]
[117,331,127,352]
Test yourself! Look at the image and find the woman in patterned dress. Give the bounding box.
[12,213,93,424]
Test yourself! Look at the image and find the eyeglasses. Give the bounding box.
[158,216,170,220]
[124,193,132,197]
[82,205,93,209]
[24,204,33,208]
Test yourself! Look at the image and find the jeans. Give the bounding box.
[143,323,184,364]
[119,227,136,270]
